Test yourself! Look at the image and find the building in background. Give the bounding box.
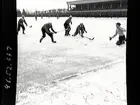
[67,0,127,17]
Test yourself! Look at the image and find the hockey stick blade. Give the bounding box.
[29,25,32,28]
[84,36,94,40]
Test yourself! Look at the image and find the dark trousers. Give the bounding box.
[116,35,126,45]
[41,28,54,42]
[17,24,25,34]
[73,29,84,37]
[64,23,71,36]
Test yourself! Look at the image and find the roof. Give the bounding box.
[67,0,127,5]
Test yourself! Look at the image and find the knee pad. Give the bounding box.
[116,41,121,45]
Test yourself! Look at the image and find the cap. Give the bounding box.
[116,22,121,26]
[48,22,52,25]
[22,15,25,18]
[69,15,72,18]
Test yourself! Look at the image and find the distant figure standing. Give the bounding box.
[17,15,28,35]
[40,23,57,43]
[64,15,72,36]
[72,23,87,38]
[57,14,59,19]
[35,11,37,21]
[41,14,43,19]
[35,15,37,21]
[109,22,127,45]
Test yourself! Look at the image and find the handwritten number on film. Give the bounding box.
[4,46,12,89]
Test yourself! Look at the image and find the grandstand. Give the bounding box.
[67,0,127,17]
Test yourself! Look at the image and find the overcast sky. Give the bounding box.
[17,0,77,11]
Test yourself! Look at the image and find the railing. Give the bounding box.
[70,6,127,11]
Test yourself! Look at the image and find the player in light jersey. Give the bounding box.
[110,22,127,45]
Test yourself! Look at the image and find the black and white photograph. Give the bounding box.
[16,0,127,105]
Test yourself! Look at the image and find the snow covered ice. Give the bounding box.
[17,17,127,105]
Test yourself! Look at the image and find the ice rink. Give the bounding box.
[17,17,127,95]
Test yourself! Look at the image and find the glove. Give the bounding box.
[109,37,112,40]
[125,38,127,41]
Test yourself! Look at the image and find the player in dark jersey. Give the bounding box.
[17,15,28,35]
[64,15,72,36]
[40,22,57,43]
[72,23,87,38]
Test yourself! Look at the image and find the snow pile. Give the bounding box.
[16,60,126,105]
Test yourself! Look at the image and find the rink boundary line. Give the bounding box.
[54,58,125,82]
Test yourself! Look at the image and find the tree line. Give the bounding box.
[17,9,69,17]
